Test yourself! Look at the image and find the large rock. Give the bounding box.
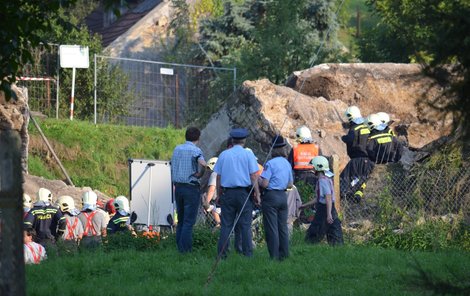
[200,63,453,169]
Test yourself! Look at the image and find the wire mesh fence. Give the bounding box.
[16,44,59,119]
[94,55,236,128]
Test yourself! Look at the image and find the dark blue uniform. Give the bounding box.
[367,130,403,164]
[107,212,130,234]
[26,202,66,245]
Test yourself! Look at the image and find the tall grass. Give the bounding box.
[26,230,470,296]
[28,119,185,196]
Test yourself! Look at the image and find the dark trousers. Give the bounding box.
[175,184,200,253]
[340,157,375,202]
[262,190,289,260]
[305,203,343,245]
[218,188,253,257]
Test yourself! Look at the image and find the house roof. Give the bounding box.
[85,0,162,47]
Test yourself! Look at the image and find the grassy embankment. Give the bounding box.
[26,230,470,296]
[28,118,185,196]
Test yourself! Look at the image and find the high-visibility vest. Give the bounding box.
[293,143,319,170]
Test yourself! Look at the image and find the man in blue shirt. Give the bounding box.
[214,128,260,258]
[259,135,293,260]
[171,127,206,253]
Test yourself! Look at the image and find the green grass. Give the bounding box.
[26,231,470,295]
[28,119,185,196]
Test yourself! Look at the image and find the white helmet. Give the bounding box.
[82,190,98,206]
[114,195,130,213]
[207,157,218,171]
[376,112,390,125]
[309,156,330,172]
[296,126,312,142]
[366,114,382,130]
[57,195,75,213]
[37,188,52,203]
[23,194,32,209]
[345,106,363,123]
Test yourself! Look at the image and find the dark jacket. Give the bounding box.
[366,130,403,164]
[342,123,370,158]
[26,202,66,242]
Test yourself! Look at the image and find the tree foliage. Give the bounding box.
[363,0,470,137]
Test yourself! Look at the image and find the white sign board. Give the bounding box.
[59,45,89,68]
[160,67,174,75]
[129,159,174,227]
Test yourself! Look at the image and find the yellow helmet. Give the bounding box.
[114,195,130,213]
[57,195,75,213]
[37,188,52,203]
[23,194,32,209]
[207,157,218,171]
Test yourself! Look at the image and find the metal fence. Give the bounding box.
[94,55,236,128]
[16,44,60,119]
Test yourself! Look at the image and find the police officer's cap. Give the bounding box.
[230,128,249,139]
[272,135,287,148]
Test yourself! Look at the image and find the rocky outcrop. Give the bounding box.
[200,63,453,169]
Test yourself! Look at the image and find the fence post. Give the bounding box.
[0,130,25,296]
[332,154,341,215]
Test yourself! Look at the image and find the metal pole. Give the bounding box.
[56,46,60,119]
[94,54,97,125]
[70,67,76,120]
[233,67,237,93]
[147,163,154,227]
[29,114,74,186]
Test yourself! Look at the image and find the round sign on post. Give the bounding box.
[59,45,90,120]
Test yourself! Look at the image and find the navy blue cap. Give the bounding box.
[272,135,287,148]
[230,128,249,139]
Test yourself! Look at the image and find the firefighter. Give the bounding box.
[105,199,116,218]
[23,194,33,219]
[202,157,222,230]
[288,126,320,185]
[57,195,84,252]
[25,188,66,248]
[107,196,132,234]
[78,190,107,249]
[340,106,375,203]
[302,156,343,245]
[367,113,403,164]
[376,112,395,135]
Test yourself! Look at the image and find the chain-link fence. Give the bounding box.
[340,163,470,225]
[94,55,236,128]
[16,44,59,119]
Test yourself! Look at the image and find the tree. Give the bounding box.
[365,0,470,138]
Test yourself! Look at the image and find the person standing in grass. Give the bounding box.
[171,127,206,253]
[301,156,343,245]
[214,128,260,258]
[78,190,107,249]
[259,135,293,260]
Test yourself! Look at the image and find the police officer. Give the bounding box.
[214,128,260,258]
[366,113,403,164]
[25,188,66,248]
[107,196,131,234]
[259,135,293,260]
[340,106,375,202]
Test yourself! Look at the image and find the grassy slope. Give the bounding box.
[26,232,470,295]
[28,118,185,196]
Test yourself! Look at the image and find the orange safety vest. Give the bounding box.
[293,143,319,170]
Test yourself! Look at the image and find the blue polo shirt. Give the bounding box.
[171,141,205,184]
[214,145,259,187]
[261,157,293,190]
[317,176,336,204]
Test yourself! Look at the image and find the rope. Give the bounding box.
[204,0,347,289]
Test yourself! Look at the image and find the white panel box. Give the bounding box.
[129,159,174,227]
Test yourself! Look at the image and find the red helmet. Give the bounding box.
[105,199,116,214]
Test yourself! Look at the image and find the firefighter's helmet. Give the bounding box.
[58,195,75,213]
[377,112,390,125]
[207,157,218,171]
[345,106,362,122]
[296,126,312,142]
[37,188,52,203]
[82,190,98,206]
[105,199,116,215]
[23,194,32,209]
[366,113,382,130]
[309,156,330,172]
[114,195,130,213]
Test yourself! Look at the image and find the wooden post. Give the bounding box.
[332,154,341,215]
[0,130,26,296]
